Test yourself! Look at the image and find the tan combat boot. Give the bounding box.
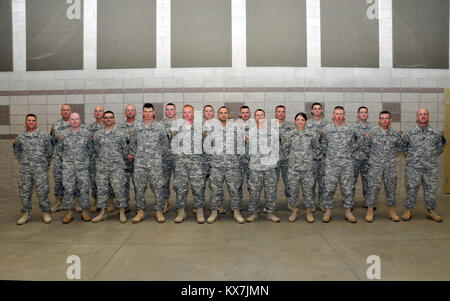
[132,209,145,223]
[402,208,413,221]
[174,208,186,223]
[196,207,205,224]
[156,210,166,223]
[75,199,82,213]
[62,210,73,224]
[246,213,259,222]
[92,208,107,223]
[288,206,299,222]
[219,204,226,214]
[322,209,332,223]
[365,207,374,222]
[267,213,281,223]
[345,208,357,223]
[107,198,115,213]
[17,212,30,225]
[119,208,127,223]
[287,202,293,212]
[305,208,314,223]
[426,210,443,222]
[163,199,170,214]
[51,198,62,213]
[207,210,218,224]
[43,212,52,224]
[233,210,245,224]
[388,206,400,222]
[89,203,98,213]
[81,209,91,222]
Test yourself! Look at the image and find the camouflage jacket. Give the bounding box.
[284,128,321,171]
[367,126,404,166]
[13,129,53,167]
[93,126,129,169]
[321,122,360,163]
[56,128,94,169]
[402,124,447,169]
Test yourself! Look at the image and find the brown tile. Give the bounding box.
[183,88,204,93]
[243,87,265,93]
[0,91,9,96]
[164,88,184,93]
[382,88,403,93]
[9,91,29,96]
[153,103,164,121]
[124,88,144,94]
[383,102,401,113]
[84,89,104,95]
[304,87,323,92]
[224,88,244,92]
[0,134,16,139]
[29,90,47,95]
[285,87,305,92]
[203,87,224,93]
[391,112,401,123]
[0,105,10,125]
[143,88,165,93]
[104,89,124,94]
[45,90,65,95]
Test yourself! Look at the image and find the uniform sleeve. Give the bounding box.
[160,128,170,156]
[401,130,410,153]
[44,134,53,164]
[121,132,129,160]
[311,133,322,160]
[50,126,57,146]
[13,136,22,162]
[436,131,447,154]
[320,130,328,159]
[56,135,63,161]
[129,129,137,157]
[87,133,94,158]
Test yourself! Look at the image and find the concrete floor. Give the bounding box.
[0,140,449,281]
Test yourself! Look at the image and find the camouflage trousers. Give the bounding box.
[96,166,128,209]
[248,168,278,214]
[354,158,370,201]
[162,158,175,200]
[134,165,165,211]
[277,159,290,198]
[124,167,135,203]
[209,166,242,211]
[312,158,326,205]
[62,166,91,210]
[323,160,355,209]
[287,168,315,209]
[19,165,51,213]
[404,165,438,210]
[174,160,205,209]
[89,159,97,201]
[53,157,79,199]
[366,162,397,208]
[238,162,250,200]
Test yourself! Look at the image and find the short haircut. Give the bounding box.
[26,113,37,120]
[218,106,229,112]
[165,103,176,108]
[379,111,391,118]
[275,105,286,111]
[203,105,213,111]
[103,111,114,117]
[295,112,307,121]
[255,109,265,116]
[333,106,345,112]
[143,103,154,110]
[183,104,194,111]
[358,106,368,114]
[240,105,250,111]
[311,103,322,110]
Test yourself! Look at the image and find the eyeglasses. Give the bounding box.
[104,116,114,120]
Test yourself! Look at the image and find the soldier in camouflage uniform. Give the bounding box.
[236,106,251,206]
[91,111,129,223]
[129,103,169,223]
[199,105,216,214]
[50,104,72,213]
[364,111,403,222]
[402,108,447,222]
[14,114,53,225]
[321,106,360,223]
[353,106,372,205]
[160,103,177,214]
[119,104,137,211]
[246,109,281,223]
[204,107,244,224]
[86,106,105,213]
[275,105,295,211]
[171,105,206,223]
[306,103,331,212]
[284,113,321,223]
[56,113,94,224]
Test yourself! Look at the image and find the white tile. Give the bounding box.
[66,94,85,104]
[144,93,164,103]
[0,125,10,135]
[285,92,305,103]
[10,96,28,105]
[28,104,47,115]
[0,96,10,105]
[10,105,28,115]
[382,93,401,102]
[104,94,124,104]
[85,94,104,104]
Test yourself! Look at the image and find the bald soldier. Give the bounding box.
[57,113,94,223]
[402,108,447,222]
[119,104,138,210]
[50,104,72,213]
[14,114,53,225]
